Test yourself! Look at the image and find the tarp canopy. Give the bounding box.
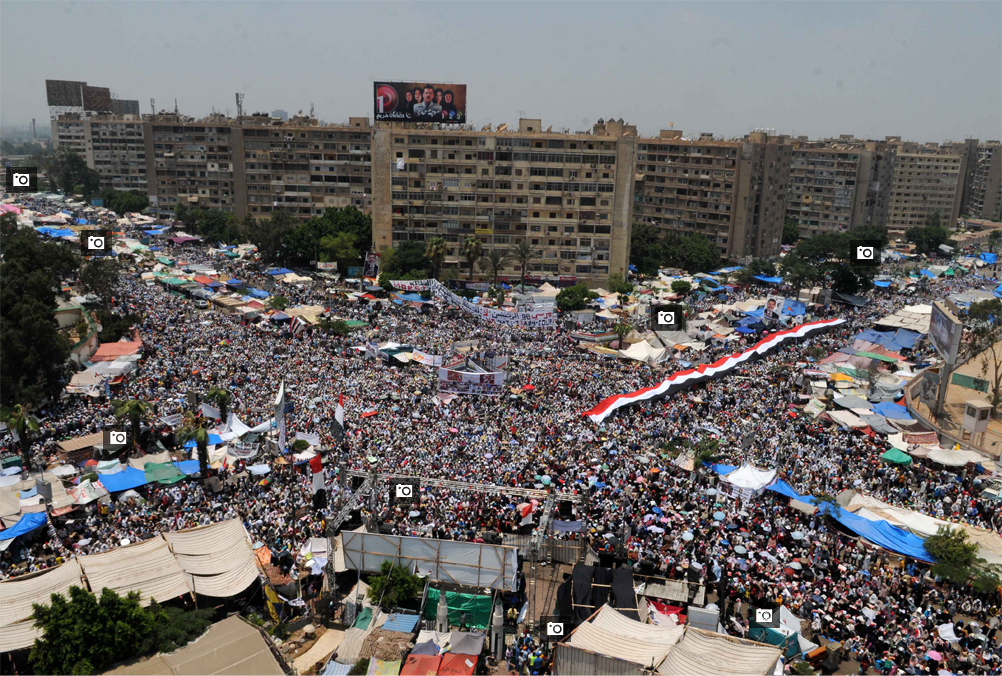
[163,519,259,598]
[881,448,913,465]
[78,535,191,606]
[98,466,150,492]
[657,627,781,676]
[0,512,47,541]
[720,464,777,490]
[752,275,783,284]
[423,589,493,630]
[980,252,997,264]
[400,655,441,676]
[0,559,86,651]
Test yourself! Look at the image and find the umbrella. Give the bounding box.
[713,511,725,521]
[366,455,378,463]
[408,510,421,517]
[541,476,552,485]
[636,455,650,464]
[791,531,804,540]
[862,608,877,620]
[449,428,459,434]
[705,488,717,495]
[734,545,747,554]
[485,453,494,459]
[682,531,694,541]
[927,651,943,662]
[788,561,803,570]
[648,526,665,534]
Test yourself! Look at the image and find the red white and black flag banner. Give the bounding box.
[583,318,847,424]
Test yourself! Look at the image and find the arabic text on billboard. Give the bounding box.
[374,82,467,124]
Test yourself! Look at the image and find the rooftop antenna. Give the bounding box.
[150,98,155,116]
[174,99,178,115]
[235,92,245,123]
[310,102,315,118]
[31,118,36,140]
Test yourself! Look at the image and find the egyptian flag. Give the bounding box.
[332,394,346,443]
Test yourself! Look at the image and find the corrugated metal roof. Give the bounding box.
[657,627,781,676]
[382,613,420,634]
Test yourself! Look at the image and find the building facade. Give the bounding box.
[51,114,147,192]
[968,142,1002,222]
[370,118,637,285]
[886,143,964,230]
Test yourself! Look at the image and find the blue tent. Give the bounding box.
[0,512,47,541]
[225,279,245,287]
[60,210,72,216]
[920,269,937,278]
[734,326,756,334]
[144,229,166,236]
[174,460,202,475]
[815,501,931,561]
[752,275,783,284]
[980,252,997,264]
[781,299,806,316]
[247,288,269,299]
[873,280,892,288]
[184,433,224,447]
[98,466,149,492]
[705,463,737,475]
[37,226,75,238]
[855,329,920,352]
[268,268,293,275]
[395,292,430,303]
[871,401,913,421]
[766,480,804,501]
[75,218,89,225]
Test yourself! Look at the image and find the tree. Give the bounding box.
[98,189,149,215]
[319,232,360,272]
[782,218,800,246]
[241,210,297,263]
[613,321,632,344]
[607,272,634,295]
[989,229,1001,253]
[382,240,428,277]
[283,207,373,265]
[791,231,878,293]
[177,412,210,484]
[267,295,289,311]
[366,561,423,609]
[629,221,664,276]
[509,239,541,290]
[425,236,447,280]
[80,257,122,308]
[318,318,352,336]
[735,259,777,286]
[95,309,140,343]
[29,586,212,676]
[112,398,150,455]
[478,248,510,287]
[0,298,73,408]
[962,299,1002,415]
[205,386,232,423]
[779,254,819,294]
[906,214,952,255]
[460,236,483,280]
[0,404,39,471]
[670,280,692,295]
[556,284,598,312]
[0,212,19,251]
[924,526,1002,593]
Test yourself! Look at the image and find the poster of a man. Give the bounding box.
[374,82,467,123]
[763,295,784,324]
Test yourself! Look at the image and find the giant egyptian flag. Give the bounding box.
[584,317,846,423]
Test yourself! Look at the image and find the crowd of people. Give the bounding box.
[1,207,1001,673]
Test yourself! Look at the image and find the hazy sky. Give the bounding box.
[2,1,1000,142]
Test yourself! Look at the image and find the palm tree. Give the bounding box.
[112,398,150,455]
[461,236,483,281]
[205,386,232,423]
[426,236,447,280]
[0,404,40,472]
[478,248,511,287]
[509,239,542,291]
[177,411,210,485]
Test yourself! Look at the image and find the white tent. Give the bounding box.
[720,464,777,491]
[619,340,666,364]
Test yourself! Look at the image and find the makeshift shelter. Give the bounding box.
[437,654,476,676]
[78,536,191,606]
[619,340,666,364]
[423,589,493,630]
[400,655,442,675]
[881,448,912,465]
[719,464,777,497]
[656,627,782,676]
[163,519,259,598]
[0,560,86,651]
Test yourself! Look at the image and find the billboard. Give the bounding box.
[374,82,467,123]
[929,301,963,365]
[46,80,86,107]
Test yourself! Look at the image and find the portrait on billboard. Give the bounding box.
[374,82,467,123]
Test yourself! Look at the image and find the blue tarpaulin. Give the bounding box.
[705,463,737,475]
[144,229,166,235]
[184,434,223,447]
[268,268,293,275]
[97,466,149,492]
[752,275,783,284]
[873,280,892,288]
[871,402,913,420]
[247,288,269,299]
[0,512,47,541]
[382,613,421,634]
[781,299,806,316]
[920,269,937,278]
[395,292,431,303]
[735,326,756,334]
[855,329,921,352]
[174,460,202,475]
[225,279,245,287]
[36,227,75,238]
[766,480,804,501]
[980,253,997,264]
[75,218,89,225]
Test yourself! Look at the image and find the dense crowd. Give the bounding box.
[2,207,1001,673]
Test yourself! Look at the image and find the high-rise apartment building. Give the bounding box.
[785,139,893,237]
[634,129,790,259]
[968,141,1002,221]
[370,118,637,284]
[886,142,964,230]
[51,114,148,192]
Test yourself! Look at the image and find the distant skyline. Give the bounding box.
[1,1,1000,142]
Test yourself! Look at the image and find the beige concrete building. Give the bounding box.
[51,114,147,192]
[968,141,1002,222]
[371,118,637,285]
[634,129,790,260]
[887,142,964,230]
[785,139,893,237]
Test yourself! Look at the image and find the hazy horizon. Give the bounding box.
[1,1,1000,143]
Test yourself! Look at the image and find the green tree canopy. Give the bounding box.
[629,224,721,275]
[283,206,373,265]
[782,218,800,246]
[556,284,599,312]
[906,218,952,255]
[509,239,541,290]
[924,526,1002,593]
[478,248,511,287]
[29,586,212,676]
[367,561,424,609]
[961,298,1002,414]
[460,236,483,280]
[382,240,429,277]
[426,236,448,280]
[670,280,692,295]
[98,189,149,215]
[0,404,40,471]
[80,257,122,308]
[607,272,634,295]
[241,210,297,263]
[319,232,360,272]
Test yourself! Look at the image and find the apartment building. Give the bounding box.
[239,114,372,220]
[634,129,790,260]
[370,118,637,285]
[142,114,237,216]
[968,142,1002,221]
[886,142,964,230]
[51,114,147,192]
[785,139,893,237]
